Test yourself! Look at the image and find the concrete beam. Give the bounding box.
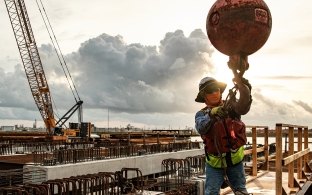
[25,149,204,181]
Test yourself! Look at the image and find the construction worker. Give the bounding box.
[195,76,252,195]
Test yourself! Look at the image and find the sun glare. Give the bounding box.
[212,53,234,86]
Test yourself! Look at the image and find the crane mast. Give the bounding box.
[4,0,56,134]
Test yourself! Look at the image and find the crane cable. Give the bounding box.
[35,0,81,104]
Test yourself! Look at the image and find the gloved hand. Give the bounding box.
[210,106,226,118]
[233,76,252,91]
[242,77,252,91]
[231,76,252,115]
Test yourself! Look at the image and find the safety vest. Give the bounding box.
[202,117,247,168]
[205,146,245,168]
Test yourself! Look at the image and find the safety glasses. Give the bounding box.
[204,87,220,94]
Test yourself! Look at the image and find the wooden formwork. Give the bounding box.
[245,125,270,176]
[275,124,311,195]
[222,124,312,195]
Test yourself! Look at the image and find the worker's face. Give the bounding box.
[204,87,221,106]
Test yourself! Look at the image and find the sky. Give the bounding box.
[0,0,312,130]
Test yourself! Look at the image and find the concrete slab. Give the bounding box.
[24,149,204,181]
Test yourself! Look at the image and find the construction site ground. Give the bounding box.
[222,170,311,195]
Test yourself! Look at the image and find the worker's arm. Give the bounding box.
[229,77,252,115]
[195,108,216,135]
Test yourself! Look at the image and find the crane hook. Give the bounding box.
[227,54,249,79]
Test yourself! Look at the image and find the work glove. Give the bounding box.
[233,76,252,91]
[231,76,252,115]
[242,78,252,91]
[210,106,226,118]
[240,77,252,91]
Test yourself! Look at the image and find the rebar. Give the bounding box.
[30,141,200,166]
[186,154,206,176]
[160,158,191,192]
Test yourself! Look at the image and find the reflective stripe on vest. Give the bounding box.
[206,146,245,168]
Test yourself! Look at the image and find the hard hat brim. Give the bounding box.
[195,81,227,103]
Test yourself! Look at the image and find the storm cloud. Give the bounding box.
[1,29,312,128]
[49,29,215,114]
[0,29,215,121]
[293,100,312,114]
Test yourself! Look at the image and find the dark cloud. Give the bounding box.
[0,29,215,122]
[242,88,312,128]
[0,65,35,110]
[62,29,214,114]
[0,65,40,120]
[249,89,295,117]
[252,91,276,108]
[1,28,312,128]
[293,100,312,114]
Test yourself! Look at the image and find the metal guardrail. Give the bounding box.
[0,141,94,156]
[32,142,201,166]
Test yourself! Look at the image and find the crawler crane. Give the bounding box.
[4,0,86,140]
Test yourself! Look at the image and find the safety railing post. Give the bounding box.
[288,126,294,188]
[304,127,309,172]
[297,128,303,179]
[252,127,257,176]
[275,123,283,195]
[264,127,269,171]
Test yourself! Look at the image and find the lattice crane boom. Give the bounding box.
[4,0,56,134]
